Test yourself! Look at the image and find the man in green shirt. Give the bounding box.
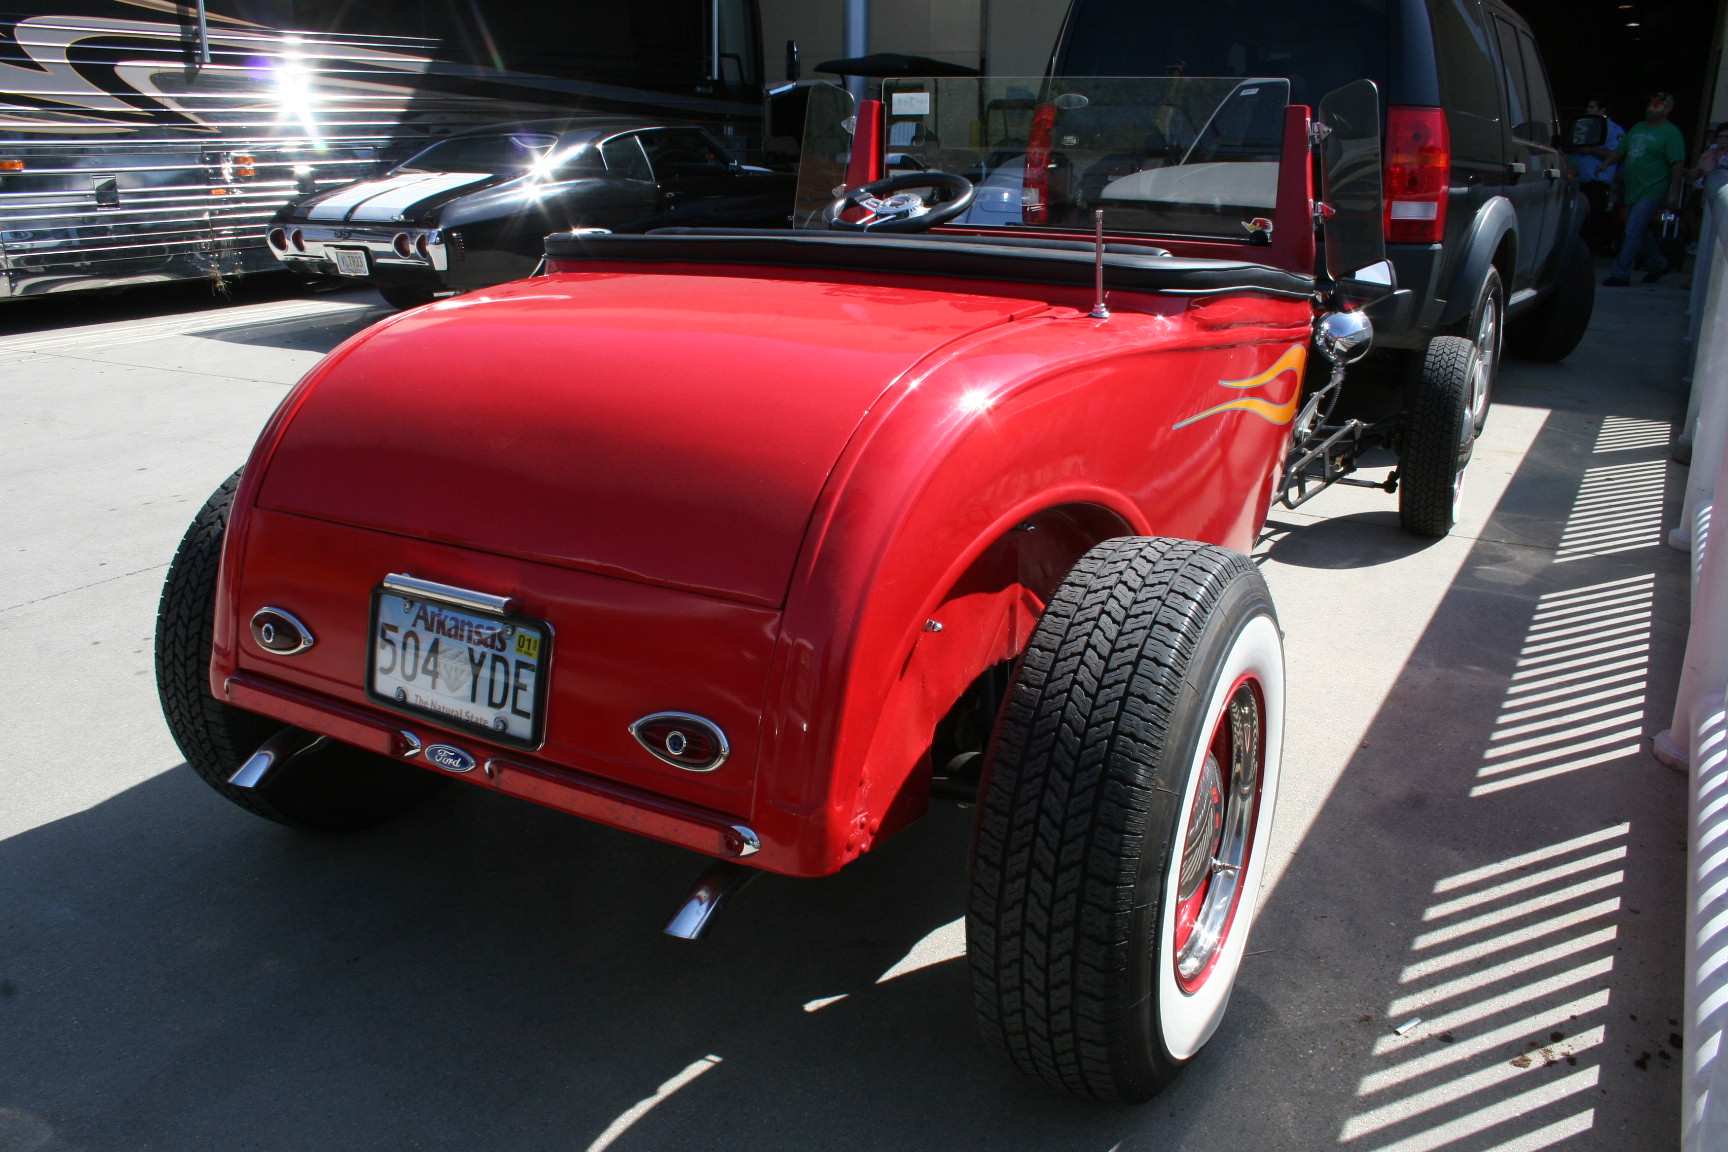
[1599,92,1687,285]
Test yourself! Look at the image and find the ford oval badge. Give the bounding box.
[424,744,476,773]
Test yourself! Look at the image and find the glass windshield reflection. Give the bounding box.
[805,77,1291,242]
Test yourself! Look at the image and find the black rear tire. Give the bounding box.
[968,537,1284,1102]
[155,471,444,832]
[1508,236,1595,362]
[1399,336,1480,537]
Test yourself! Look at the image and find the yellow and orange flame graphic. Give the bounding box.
[1172,344,1307,429]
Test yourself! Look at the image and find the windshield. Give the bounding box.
[394,133,560,175]
[797,77,1291,243]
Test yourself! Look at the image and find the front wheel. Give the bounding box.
[968,537,1284,1102]
[1398,335,1481,537]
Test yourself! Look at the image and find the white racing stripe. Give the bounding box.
[305,173,440,221]
[344,172,492,222]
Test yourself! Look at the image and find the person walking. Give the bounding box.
[1571,97,1624,254]
[1598,92,1687,285]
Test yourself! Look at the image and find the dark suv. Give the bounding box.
[1053,0,1595,526]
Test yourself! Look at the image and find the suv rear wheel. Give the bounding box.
[1508,237,1594,362]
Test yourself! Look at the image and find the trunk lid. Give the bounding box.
[257,272,1042,606]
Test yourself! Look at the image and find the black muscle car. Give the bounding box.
[266,119,795,308]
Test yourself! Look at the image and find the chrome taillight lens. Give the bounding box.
[1384,106,1450,244]
[629,713,730,772]
[267,227,286,250]
[290,228,305,251]
[415,233,431,260]
[392,232,413,258]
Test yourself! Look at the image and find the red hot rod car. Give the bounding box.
[156,77,1464,1102]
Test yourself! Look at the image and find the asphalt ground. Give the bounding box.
[0,269,1693,1151]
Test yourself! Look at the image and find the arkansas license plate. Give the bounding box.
[330,246,369,276]
[368,589,550,748]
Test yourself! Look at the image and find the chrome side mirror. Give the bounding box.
[1315,310,1374,365]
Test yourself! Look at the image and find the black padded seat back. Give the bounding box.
[543,228,1316,299]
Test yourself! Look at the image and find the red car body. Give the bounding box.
[205,103,1321,879]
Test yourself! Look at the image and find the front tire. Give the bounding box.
[968,537,1284,1102]
[155,471,444,831]
[1398,335,1481,537]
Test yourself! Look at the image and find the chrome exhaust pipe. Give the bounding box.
[228,726,328,790]
[664,859,756,941]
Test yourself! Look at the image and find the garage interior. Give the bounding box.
[760,0,1728,148]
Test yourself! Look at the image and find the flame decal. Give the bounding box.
[1172,344,1308,429]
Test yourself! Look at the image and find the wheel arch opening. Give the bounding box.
[859,501,1138,845]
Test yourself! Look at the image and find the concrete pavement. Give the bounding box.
[0,272,1694,1151]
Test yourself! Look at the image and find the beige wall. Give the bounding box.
[758,0,1067,84]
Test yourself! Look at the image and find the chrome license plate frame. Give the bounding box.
[366,586,551,750]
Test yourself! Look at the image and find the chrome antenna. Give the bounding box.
[1090,208,1110,320]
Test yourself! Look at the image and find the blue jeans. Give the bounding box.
[1611,195,1668,280]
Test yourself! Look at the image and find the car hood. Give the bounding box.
[289,171,504,224]
[256,273,1044,606]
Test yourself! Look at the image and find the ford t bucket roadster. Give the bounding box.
[156,77,1446,1101]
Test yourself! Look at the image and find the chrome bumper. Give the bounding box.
[266,221,449,273]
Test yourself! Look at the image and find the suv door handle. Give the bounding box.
[1507,162,1527,176]
[1544,168,1561,180]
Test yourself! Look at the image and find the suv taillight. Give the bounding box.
[1022,103,1057,225]
[1384,106,1450,244]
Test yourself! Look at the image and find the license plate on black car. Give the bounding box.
[368,586,550,748]
[330,247,369,276]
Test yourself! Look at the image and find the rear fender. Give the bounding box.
[854,503,1134,843]
[753,298,1310,876]
[1438,196,1516,329]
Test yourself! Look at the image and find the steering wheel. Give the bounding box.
[823,171,977,233]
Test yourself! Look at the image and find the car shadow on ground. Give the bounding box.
[0,761,1239,1151]
[1260,510,1449,568]
[190,305,391,355]
[0,274,324,338]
